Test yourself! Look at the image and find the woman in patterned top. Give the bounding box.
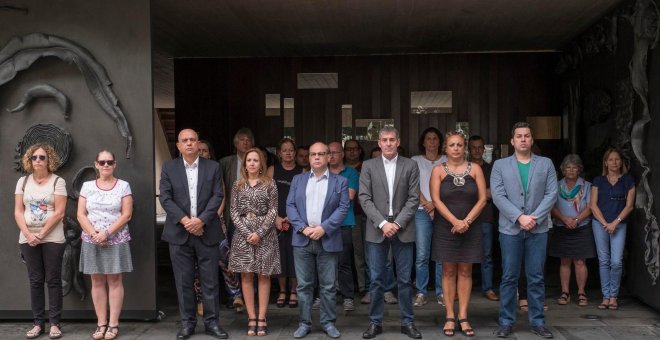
[15,144,67,339]
[229,148,280,336]
[77,150,133,340]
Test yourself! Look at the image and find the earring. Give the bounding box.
[259,169,263,174]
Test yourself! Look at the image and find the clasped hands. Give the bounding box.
[302,225,326,240]
[518,214,537,231]
[91,229,109,246]
[27,232,42,247]
[181,216,205,236]
[382,222,400,238]
[450,219,470,234]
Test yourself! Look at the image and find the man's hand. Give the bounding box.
[307,226,326,240]
[184,217,205,236]
[518,215,537,230]
[275,216,284,230]
[382,222,399,238]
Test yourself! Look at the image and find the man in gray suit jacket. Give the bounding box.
[491,122,558,339]
[359,126,422,339]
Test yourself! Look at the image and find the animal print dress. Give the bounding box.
[228,179,281,275]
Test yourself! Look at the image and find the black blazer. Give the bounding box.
[159,157,224,245]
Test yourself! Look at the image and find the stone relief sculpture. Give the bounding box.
[625,0,660,284]
[14,124,72,172]
[0,33,133,158]
[613,79,634,160]
[7,84,71,117]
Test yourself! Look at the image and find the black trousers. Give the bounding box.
[20,242,66,326]
[169,236,221,329]
[338,228,355,299]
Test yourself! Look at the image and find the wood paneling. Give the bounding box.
[175,54,561,159]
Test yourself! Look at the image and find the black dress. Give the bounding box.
[273,162,303,278]
[431,169,483,263]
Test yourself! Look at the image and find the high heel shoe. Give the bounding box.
[257,319,268,336]
[247,318,257,336]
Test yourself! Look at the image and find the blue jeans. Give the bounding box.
[499,231,547,327]
[592,221,627,298]
[414,209,443,296]
[480,222,495,292]
[294,240,339,327]
[366,236,414,326]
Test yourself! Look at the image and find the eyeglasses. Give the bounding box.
[329,151,343,155]
[30,155,46,161]
[309,152,327,157]
[97,160,116,166]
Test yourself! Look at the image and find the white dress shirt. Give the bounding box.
[305,168,329,226]
[379,154,398,228]
[184,157,199,217]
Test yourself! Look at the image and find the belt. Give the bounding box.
[386,215,396,223]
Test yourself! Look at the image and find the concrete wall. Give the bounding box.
[0,0,156,318]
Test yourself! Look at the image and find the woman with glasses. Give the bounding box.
[549,154,595,307]
[590,148,635,310]
[77,150,133,339]
[15,144,67,339]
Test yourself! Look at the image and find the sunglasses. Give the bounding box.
[30,155,46,161]
[97,160,116,166]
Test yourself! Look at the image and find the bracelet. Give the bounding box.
[466,218,473,224]
[616,217,622,222]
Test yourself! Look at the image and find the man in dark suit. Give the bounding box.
[287,142,349,339]
[359,126,422,339]
[160,129,228,340]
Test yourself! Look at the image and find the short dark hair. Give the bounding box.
[511,122,532,138]
[198,140,215,160]
[343,139,364,161]
[418,127,443,154]
[468,135,484,143]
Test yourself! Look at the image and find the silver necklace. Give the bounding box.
[442,162,472,187]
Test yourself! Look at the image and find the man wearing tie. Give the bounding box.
[160,129,228,339]
[359,126,422,339]
[287,142,349,339]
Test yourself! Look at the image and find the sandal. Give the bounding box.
[608,297,619,310]
[247,318,257,336]
[458,319,475,337]
[518,299,528,312]
[256,319,268,336]
[557,292,570,305]
[597,298,610,310]
[276,292,287,308]
[49,324,62,339]
[104,325,119,340]
[288,292,298,308]
[92,324,108,340]
[26,324,44,339]
[442,318,456,337]
[577,293,588,307]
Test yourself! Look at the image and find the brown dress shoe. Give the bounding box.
[484,290,500,301]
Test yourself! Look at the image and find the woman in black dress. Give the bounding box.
[430,131,487,337]
[267,138,303,308]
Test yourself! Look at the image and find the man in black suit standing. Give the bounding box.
[160,129,228,340]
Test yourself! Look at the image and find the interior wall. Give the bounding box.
[174,54,562,161]
[0,0,156,318]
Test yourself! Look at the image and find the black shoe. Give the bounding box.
[400,324,422,339]
[530,326,553,338]
[176,327,195,340]
[362,323,382,339]
[496,325,512,338]
[205,325,229,339]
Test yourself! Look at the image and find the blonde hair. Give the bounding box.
[21,143,60,174]
[442,130,466,154]
[601,148,628,176]
[237,148,271,187]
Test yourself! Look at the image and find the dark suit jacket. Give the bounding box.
[160,157,224,246]
[219,154,239,222]
[359,155,420,243]
[286,171,349,252]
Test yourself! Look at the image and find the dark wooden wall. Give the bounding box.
[175,53,561,160]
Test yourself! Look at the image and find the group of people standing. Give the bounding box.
[14,121,635,340]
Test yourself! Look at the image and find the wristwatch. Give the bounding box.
[298,226,307,235]
[616,217,623,222]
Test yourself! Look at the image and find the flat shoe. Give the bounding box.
[26,325,44,339]
[577,293,588,306]
[557,292,570,305]
[104,326,119,340]
[92,324,108,340]
[49,325,62,339]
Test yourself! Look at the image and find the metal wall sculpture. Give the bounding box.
[14,124,72,172]
[625,0,660,284]
[0,33,133,158]
[7,84,71,117]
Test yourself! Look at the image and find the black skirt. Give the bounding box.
[548,224,596,259]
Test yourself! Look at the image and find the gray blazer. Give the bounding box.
[490,153,558,235]
[219,154,239,222]
[359,156,420,243]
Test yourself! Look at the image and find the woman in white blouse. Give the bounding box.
[77,150,133,340]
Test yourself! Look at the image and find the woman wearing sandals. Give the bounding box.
[229,148,281,336]
[267,138,303,309]
[430,131,486,337]
[549,154,595,307]
[77,150,134,339]
[590,148,635,310]
[15,144,67,339]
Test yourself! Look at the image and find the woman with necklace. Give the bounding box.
[267,138,303,308]
[590,148,635,310]
[430,131,486,337]
[77,150,133,339]
[411,127,447,307]
[229,148,280,336]
[15,144,67,339]
[549,154,595,307]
